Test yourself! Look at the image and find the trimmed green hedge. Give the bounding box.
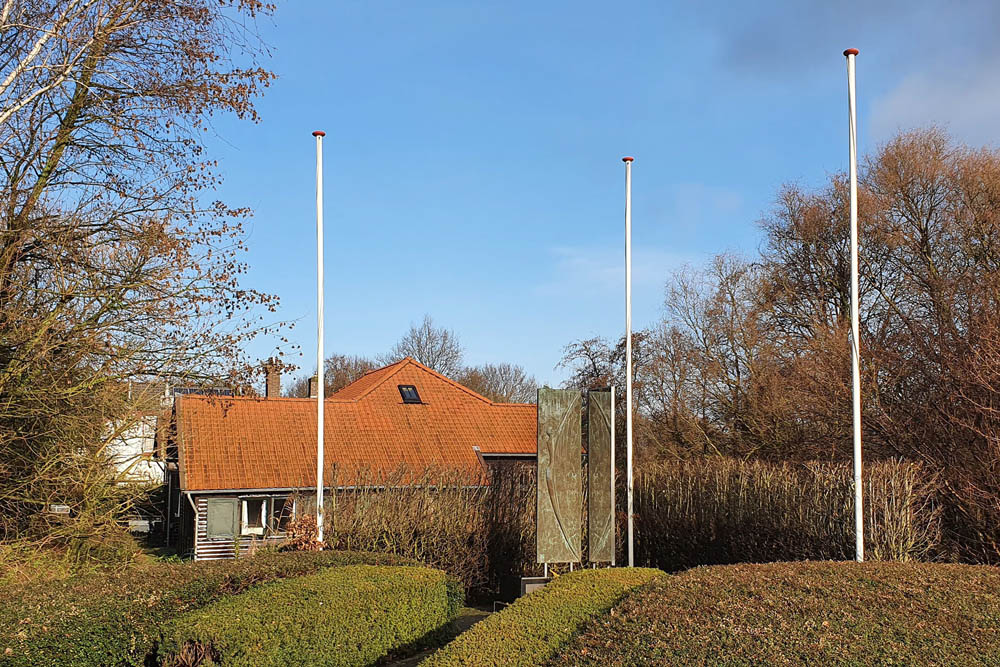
[424,567,662,667]
[549,561,1000,665]
[159,565,462,666]
[0,550,421,666]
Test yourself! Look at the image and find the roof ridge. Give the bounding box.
[331,357,411,402]
[357,357,409,378]
[402,358,516,406]
[323,356,537,407]
[176,394,323,403]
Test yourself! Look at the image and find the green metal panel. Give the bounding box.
[206,497,238,539]
[588,389,615,563]
[536,388,582,563]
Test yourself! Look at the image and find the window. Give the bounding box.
[398,384,421,404]
[241,498,266,536]
[270,496,293,533]
[140,416,157,454]
[206,498,238,539]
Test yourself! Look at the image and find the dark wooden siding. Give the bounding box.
[193,495,285,561]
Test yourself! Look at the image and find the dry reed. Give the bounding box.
[285,458,941,594]
[294,465,539,594]
[634,457,942,570]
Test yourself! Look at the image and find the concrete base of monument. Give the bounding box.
[499,575,552,602]
[520,576,551,596]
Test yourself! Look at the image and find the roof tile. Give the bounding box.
[176,358,537,491]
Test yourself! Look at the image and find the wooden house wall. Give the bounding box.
[192,494,286,561]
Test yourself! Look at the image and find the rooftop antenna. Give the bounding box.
[622,155,635,567]
[313,130,326,544]
[843,48,864,562]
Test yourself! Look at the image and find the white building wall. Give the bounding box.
[107,415,165,485]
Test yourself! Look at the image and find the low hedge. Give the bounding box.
[0,550,421,667]
[550,561,1000,665]
[424,567,662,667]
[159,565,463,666]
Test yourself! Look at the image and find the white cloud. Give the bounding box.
[656,182,744,227]
[533,245,695,298]
[533,179,746,300]
[870,60,1000,147]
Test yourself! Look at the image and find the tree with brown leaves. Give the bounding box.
[560,128,1000,562]
[0,0,281,555]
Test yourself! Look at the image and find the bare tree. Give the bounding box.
[458,362,537,403]
[558,337,616,391]
[381,315,464,377]
[286,354,377,397]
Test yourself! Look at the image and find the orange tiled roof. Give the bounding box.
[175,358,537,491]
[329,359,408,400]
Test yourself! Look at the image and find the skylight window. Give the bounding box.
[398,384,421,404]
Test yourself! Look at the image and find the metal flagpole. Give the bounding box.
[843,49,863,562]
[622,156,635,567]
[610,385,616,567]
[313,130,326,544]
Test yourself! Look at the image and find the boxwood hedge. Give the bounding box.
[549,561,1000,665]
[424,567,662,667]
[158,564,463,666]
[0,550,420,667]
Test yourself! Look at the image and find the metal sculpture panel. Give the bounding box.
[588,388,615,563]
[536,388,582,563]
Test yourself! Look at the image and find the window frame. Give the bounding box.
[268,496,294,534]
[398,384,422,404]
[240,497,267,536]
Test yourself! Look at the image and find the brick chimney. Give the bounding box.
[265,359,280,398]
[308,375,320,399]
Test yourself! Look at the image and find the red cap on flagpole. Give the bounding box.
[843,48,859,56]
[312,130,326,137]
[622,156,634,163]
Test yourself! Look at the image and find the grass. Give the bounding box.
[549,561,1000,666]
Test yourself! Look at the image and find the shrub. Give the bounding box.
[482,463,537,588]
[0,542,86,587]
[424,567,662,667]
[325,468,489,591]
[634,458,942,570]
[551,561,1000,665]
[159,565,462,666]
[313,457,944,599]
[0,550,420,667]
[322,465,542,595]
[277,513,324,552]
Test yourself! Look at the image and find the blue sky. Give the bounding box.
[206,1,1000,387]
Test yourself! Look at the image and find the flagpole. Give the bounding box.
[843,48,863,562]
[610,385,616,567]
[622,156,635,567]
[313,130,326,544]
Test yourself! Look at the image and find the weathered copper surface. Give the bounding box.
[536,388,582,563]
[588,388,615,563]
